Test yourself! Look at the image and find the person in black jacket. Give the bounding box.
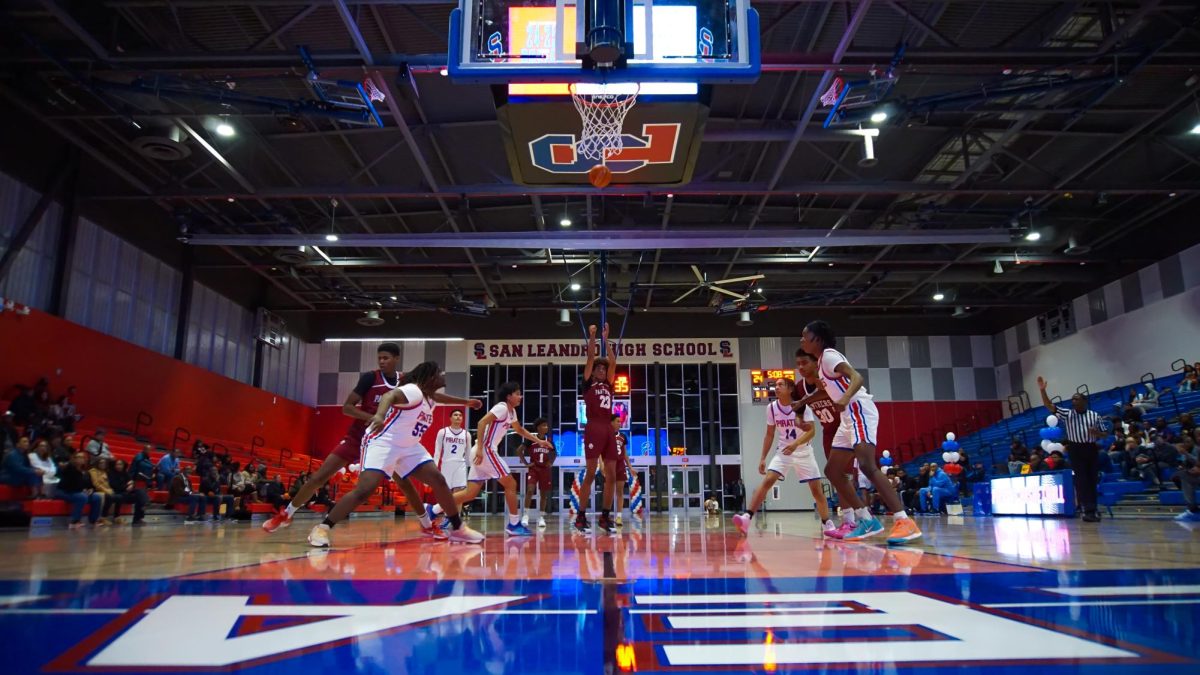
[107,459,148,525]
[57,452,102,528]
[199,465,235,522]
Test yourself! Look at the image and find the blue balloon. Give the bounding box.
[941,440,960,452]
[1039,427,1064,442]
[880,456,894,466]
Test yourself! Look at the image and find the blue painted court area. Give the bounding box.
[2,562,1197,673]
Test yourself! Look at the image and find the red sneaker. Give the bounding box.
[421,523,448,540]
[261,509,292,533]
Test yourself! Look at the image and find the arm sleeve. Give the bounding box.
[352,372,375,397]
[1054,407,1068,419]
[819,349,846,380]
[489,403,509,421]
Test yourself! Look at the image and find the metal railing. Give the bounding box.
[171,426,191,453]
[134,411,153,440]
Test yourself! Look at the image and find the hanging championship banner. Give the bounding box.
[468,338,738,365]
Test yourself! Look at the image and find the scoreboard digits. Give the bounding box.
[750,369,796,405]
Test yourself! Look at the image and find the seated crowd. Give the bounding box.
[1,377,340,527]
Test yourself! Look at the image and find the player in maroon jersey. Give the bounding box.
[518,418,556,529]
[577,323,619,534]
[263,342,481,534]
[611,416,629,527]
[794,349,869,539]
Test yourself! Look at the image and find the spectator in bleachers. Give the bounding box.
[130,445,155,485]
[311,484,334,511]
[230,463,255,505]
[918,465,957,513]
[167,466,204,523]
[85,430,113,462]
[1,411,17,452]
[1175,449,1200,523]
[1,436,42,490]
[49,391,79,433]
[49,433,73,468]
[1134,436,1177,489]
[1109,437,1137,478]
[257,473,289,510]
[199,465,235,522]
[1180,413,1196,436]
[1181,372,1199,393]
[57,452,102,529]
[1044,450,1070,471]
[1010,439,1030,461]
[896,468,918,511]
[7,386,37,426]
[289,471,309,502]
[1007,452,1024,476]
[107,459,147,525]
[88,458,116,526]
[155,449,180,489]
[1026,451,1046,474]
[28,439,57,498]
[1133,383,1163,415]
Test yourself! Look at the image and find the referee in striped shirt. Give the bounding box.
[1037,376,1107,522]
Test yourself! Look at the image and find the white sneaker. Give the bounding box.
[448,524,485,544]
[307,524,331,548]
[537,515,547,529]
[520,513,530,528]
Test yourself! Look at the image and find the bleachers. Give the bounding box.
[901,366,1199,516]
[1,412,405,526]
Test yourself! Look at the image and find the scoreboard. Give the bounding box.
[750,369,796,405]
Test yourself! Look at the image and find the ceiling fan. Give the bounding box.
[672,265,765,304]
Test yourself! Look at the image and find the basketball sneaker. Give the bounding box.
[448,524,485,544]
[307,523,331,548]
[421,523,448,540]
[885,518,923,545]
[505,522,534,537]
[821,520,840,539]
[842,517,884,541]
[615,513,623,527]
[537,515,547,529]
[574,516,591,534]
[262,509,292,533]
[1175,509,1200,522]
[733,512,752,535]
[826,521,856,540]
[597,514,616,534]
[520,513,530,528]
[427,505,448,529]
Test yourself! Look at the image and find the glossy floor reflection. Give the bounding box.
[1,513,1198,673]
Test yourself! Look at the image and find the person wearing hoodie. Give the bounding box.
[918,465,957,514]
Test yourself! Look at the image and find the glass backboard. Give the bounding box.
[448,0,759,84]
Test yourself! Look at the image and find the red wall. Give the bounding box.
[875,400,1004,463]
[0,308,314,455]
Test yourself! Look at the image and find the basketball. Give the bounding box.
[588,164,613,188]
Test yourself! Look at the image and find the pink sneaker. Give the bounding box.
[822,521,841,539]
[732,512,751,535]
[826,522,856,540]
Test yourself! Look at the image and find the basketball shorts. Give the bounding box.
[831,398,878,451]
[468,444,509,482]
[584,424,618,461]
[527,465,551,491]
[360,436,432,479]
[332,431,364,463]
[441,461,468,491]
[767,449,822,483]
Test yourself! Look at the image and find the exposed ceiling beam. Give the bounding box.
[184,228,1014,250]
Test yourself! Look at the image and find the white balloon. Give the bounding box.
[942,452,952,463]
[948,452,961,463]
[882,450,891,458]
[1046,415,1059,428]
[348,463,361,473]
[946,432,956,441]
[1047,442,1065,454]
[1041,439,1053,451]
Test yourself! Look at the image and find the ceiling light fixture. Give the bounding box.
[869,110,888,123]
[389,295,397,301]
[325,233,338,242]
[215,122,235,137]
[559,217,572,227]
[326,197,339,242]
[1025,230,1041,241]
[439,68,449,77]
[570,282,581,291]
[932,291,945,301]
[993,260,1003,274]
[1190,122,1200,135]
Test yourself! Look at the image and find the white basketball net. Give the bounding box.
[570,83,639,162]
[819,77,845,107]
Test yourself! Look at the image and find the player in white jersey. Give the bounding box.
[308,362,483,548]
[432,381,552,537]
[799,320,922,545]
[733,378,837,537]
[433,410,471,492]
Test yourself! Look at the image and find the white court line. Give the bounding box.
[481,609,596,615]
[0,595,47,606]
[1044,585,1200,597]
[986,599,1200,609]
[0,608,128,614]
[629,607,857,615]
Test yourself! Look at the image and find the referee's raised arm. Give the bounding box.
[1036,375,1059,413]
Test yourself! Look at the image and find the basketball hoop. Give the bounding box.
[569,83,639,162]
[362,78,386,103]
[819,77,845,107]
